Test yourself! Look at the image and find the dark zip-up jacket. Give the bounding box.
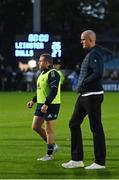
[77,45,104,93]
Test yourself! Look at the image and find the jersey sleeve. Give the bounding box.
[32,95,37,103]
[45,70,60,105]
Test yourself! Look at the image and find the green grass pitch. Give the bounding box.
[0,91,119,179]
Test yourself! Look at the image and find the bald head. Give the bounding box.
[81,30,96,49]
[82,30,96,41]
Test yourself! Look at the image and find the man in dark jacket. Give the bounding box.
[62,30,106,169]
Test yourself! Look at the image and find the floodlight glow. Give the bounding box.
[28,59,37,68]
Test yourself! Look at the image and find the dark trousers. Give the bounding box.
[69,94,106,165]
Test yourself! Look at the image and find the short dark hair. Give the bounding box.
[40,53,53,64]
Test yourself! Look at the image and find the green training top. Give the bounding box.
[37,69,61,104]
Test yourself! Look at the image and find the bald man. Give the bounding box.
[62,30,106,169]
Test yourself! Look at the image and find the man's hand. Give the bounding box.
[27,100,34,108]
[41,104,48,113]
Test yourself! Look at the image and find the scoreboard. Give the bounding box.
[15,33,62,59]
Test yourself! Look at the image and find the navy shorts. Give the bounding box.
[34,103,60,121]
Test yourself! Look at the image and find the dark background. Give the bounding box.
[0,0,119,69]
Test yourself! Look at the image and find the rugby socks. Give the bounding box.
[47,144,54,155]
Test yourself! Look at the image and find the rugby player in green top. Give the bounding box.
[27,53,61,161]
